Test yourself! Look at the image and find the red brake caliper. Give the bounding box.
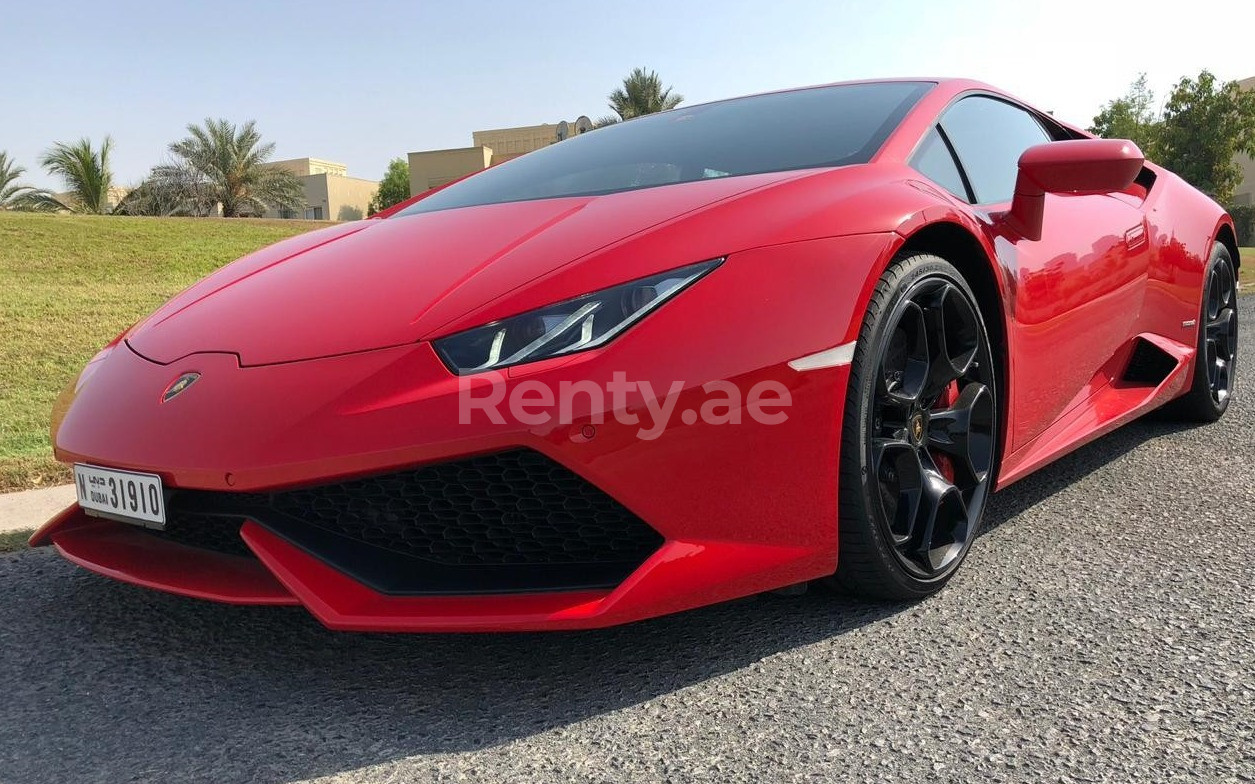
[931,380,959,482]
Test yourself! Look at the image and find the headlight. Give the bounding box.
[434,259,722,374]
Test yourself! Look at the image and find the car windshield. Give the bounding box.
[398,81,933,215]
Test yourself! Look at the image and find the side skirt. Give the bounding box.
[996,333,1194,488]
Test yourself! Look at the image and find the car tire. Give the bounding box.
[1160,243,1239,423]
[830,252,999,600]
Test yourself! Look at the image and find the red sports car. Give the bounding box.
[32,78,1240,631]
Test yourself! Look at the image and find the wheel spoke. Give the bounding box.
[1215,357,1230,402]
[1216,264,1235,311]
[1206,271,1222,321]
[1207,307,1236,360]
[1205,337,1219,387]
[910,467,970,572]
[878,301,930,408]
[872,438,925,545]
[921,284,980,398]
[928,383,995,485]
[1206,308,1232,334]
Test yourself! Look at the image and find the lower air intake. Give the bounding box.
[142,510,251,559]
[170,450,663,595]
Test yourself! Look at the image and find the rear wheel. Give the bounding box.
[832,253,998,600]
[1162,243,1238,423]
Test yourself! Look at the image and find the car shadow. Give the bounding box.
[980,415,1196,536]
[1,417,1198,784]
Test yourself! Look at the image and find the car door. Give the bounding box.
[926,95,1151,453]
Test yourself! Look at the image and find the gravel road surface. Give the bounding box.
[2,299,1252,783]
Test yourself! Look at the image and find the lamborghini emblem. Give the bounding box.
[161,373,200,403]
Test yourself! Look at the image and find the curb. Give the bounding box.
[0,485,75,535]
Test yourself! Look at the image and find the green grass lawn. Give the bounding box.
[0,529,29,553]
[1241,247,1253,291]
[0,212,328,492]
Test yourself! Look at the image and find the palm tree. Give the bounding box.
[164,118,304,217]
[37,137,114,213]
[607,68,684,121]
[0,151,54,210]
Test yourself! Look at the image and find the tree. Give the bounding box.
[1090,71,1255,204]
[1156,71,1255,203]
[607,68,683,121]
[164,118,304,217]
[113,161,217,217]
[367,157,410,215]
[0,151,54,210]
[37,137,114,213]
[1089,73,1160,154]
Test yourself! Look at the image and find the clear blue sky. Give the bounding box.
[5,0,1253,190]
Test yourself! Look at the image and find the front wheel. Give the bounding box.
[831,253,998,600]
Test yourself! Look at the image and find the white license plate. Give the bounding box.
[74,464,166,529]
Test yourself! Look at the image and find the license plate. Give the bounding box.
[74,464,166,529]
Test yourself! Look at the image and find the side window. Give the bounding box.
[911,127,969,201]
[939,96,1051,204]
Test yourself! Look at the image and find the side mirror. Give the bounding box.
[1006,139,1144,241]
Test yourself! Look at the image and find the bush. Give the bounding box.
[1229,203,1254,246]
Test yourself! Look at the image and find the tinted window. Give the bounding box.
[939,96,1050,204]
[399,82,934,215]
[911,127,969,200]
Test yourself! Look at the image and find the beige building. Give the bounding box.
[1233,77,1255,207]
[409,117,592,193]
[261,158,378,221]
[53,185,131,212]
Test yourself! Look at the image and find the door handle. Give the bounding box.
[1124,223,1147,250]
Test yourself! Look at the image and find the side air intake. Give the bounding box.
[1121,337,1178,386]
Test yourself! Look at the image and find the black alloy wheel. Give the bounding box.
[1203,256,1238,408]
[833,253,998,599]
[1164,243,1239,423]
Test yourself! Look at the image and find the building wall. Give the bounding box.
[472,124,560,157]
[258,158,377,221]
[324,175,378,221]
[407,118,592,193]
[1233,77,1255,207]
[408,146,494,193]
[265,158,349,178]
[1235,154,1255,207]
[52,186,131,212]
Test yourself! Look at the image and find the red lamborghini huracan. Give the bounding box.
[31,79,1239,631]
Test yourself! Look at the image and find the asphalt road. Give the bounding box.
[2,299,1252,784]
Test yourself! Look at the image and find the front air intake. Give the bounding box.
[165,450,663,595]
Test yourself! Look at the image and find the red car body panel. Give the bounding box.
[32,78,1237,631]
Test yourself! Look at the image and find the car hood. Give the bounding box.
[126,170,810,366]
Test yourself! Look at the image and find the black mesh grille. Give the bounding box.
[165,450,662,594]
[264,450,658,567]
[142,511,252,558]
